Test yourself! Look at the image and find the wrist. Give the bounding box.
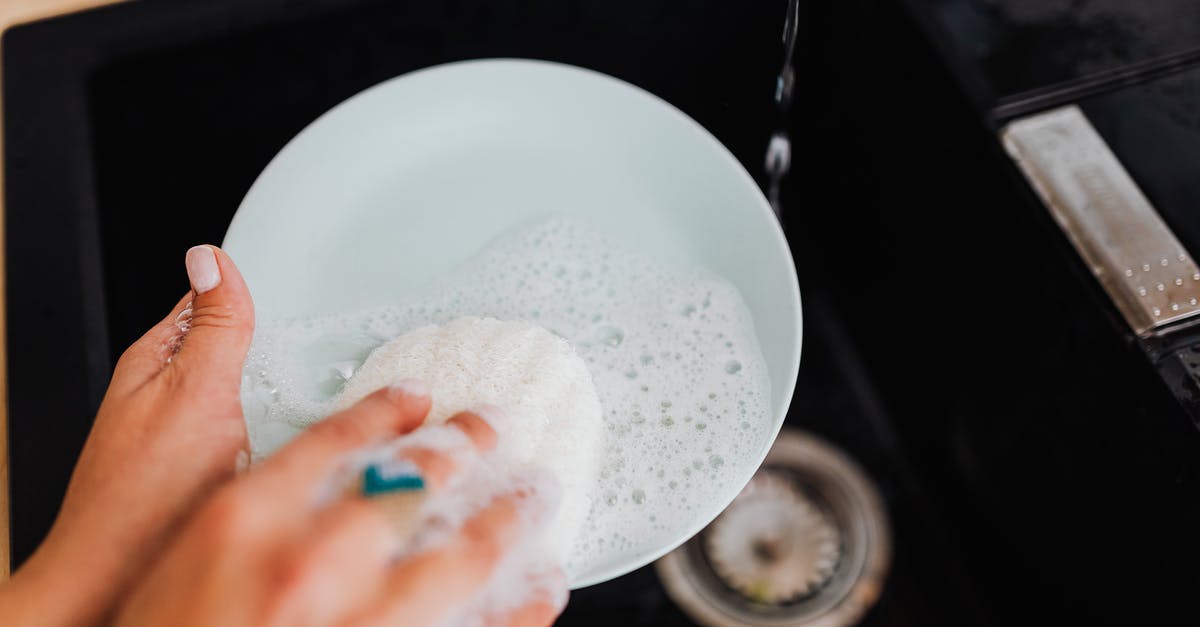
[0,533,118,627]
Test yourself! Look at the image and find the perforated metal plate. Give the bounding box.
[1002,106,1200,337]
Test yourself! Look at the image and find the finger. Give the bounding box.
[252,383,431,504]
[494,600,563,627]
[351,495,523,627]
[358,409,503,544]
[354,474,561,627]
[396,408,502,489]
[285,498,400,626]
[448,406,503,450]
[167,245,255,403]
[485,568,568,627]
[108,293,193,396]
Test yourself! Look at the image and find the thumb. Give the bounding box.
[169,245,255,398]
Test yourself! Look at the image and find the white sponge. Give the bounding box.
[334,316,603,560]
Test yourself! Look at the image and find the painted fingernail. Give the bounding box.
[472,404,509,435]
[234,449,251,475]
[387,378,430,398]
[185,245,221,293]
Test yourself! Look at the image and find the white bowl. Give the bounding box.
[223,58,802,587]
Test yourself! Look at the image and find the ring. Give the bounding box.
[361,459,426,496]
[360,459,427,540]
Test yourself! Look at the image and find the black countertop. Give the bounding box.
[904,0,1200,119]
[795,0,1200,623]
[1080,65,1200,259]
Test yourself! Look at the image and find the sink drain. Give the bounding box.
[656,429,890,626]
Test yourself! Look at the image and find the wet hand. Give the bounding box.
[0,245,254,626]
[115,386,566,627]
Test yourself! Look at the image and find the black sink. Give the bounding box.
[8,0,1200,624]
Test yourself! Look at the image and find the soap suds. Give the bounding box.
[241,219,772,581]
[335,317,601,561]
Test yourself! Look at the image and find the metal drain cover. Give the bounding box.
[656,429,890,626]
[705,471,842,603]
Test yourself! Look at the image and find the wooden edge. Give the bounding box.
[0,0,127,580]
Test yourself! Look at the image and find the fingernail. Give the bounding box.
[472,404,509,435]
[234,449,251,475]
[388,378,430,398]
[185,246,221,293]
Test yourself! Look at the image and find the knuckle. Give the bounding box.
[112,343,159,381]
[443,543,500,589]
[197,488,257,545]
[190,304,253,334]
[114,344,141,370]
[405,449,456,487]
[459,528,507,575]
[159,359,193,395]
[267,546,329,606]
[473,533,507,570]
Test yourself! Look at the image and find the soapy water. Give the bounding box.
[241,219,773,581]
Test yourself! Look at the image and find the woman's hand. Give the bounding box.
[0,245,255,626]
[0,244,567,626]
[115,385,566,627]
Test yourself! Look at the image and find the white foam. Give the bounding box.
[241,219,773,581]
[329,438,567,624]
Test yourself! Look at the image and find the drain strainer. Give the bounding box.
[656,429,890,626]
